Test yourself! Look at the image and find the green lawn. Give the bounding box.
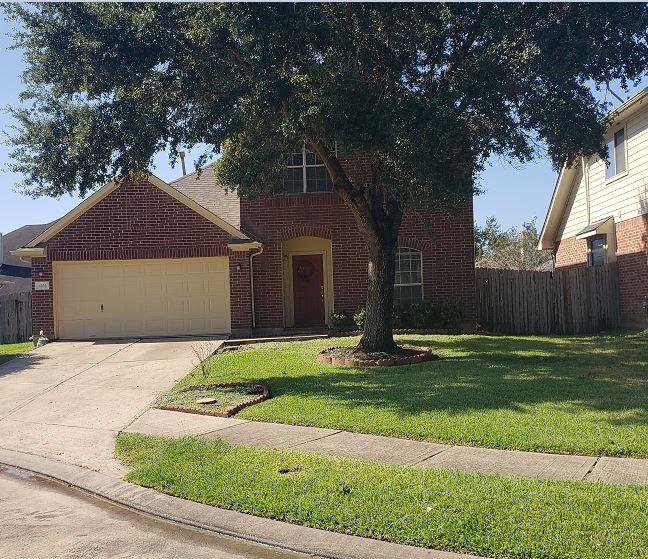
[0,342,32,365]
[117,433,648,559]
[171,331,648,457]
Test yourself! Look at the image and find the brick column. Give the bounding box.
[229,251,253,336]
[31,257,54,339]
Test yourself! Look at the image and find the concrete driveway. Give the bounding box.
[0,338,223,475]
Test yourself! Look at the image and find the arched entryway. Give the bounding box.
[282,236,334,328]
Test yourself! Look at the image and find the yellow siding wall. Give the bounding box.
[557,104,648,240]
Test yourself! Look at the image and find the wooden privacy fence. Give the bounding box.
[0,291,32,344]
[476,264,620,335]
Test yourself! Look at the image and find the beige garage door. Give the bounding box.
[54,257,230,339]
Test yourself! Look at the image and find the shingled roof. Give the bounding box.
[170,166,241,230]
[2,223,52,268]
[0,222,52,294]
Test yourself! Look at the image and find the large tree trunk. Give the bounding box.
[302,136,403,353]
[359,236,399,353]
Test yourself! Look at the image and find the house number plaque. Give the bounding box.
[34,281,50,291]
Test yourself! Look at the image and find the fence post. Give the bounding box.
[0,292,33,344]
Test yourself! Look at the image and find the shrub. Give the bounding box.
[392,297,465,330]
[409,300,436,329]
[392,304,411,329]
[329,311,350,333]
[345,299,465,332]
[437,298,465,330]
[353,308,366,330]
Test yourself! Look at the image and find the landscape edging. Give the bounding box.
[156,383,270,418]
[317,346,439,367]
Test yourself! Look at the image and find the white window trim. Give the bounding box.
[394,247,424,301]
[604,123,628,184]
[286,143,336,194]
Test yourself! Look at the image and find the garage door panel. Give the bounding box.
[185,261,207,274]
[207,259,227,273]
[54,257,230,339]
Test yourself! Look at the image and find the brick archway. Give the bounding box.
[397,236,432,251]
[279,224,333,241]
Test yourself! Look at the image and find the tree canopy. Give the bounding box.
[6,3,648,203]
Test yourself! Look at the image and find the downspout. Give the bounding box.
[582,156,591,225]
[249,247,264,329]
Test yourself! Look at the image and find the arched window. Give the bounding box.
[394,247,423,305]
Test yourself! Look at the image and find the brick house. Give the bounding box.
[13,149,475,339]
[539,88,648,327]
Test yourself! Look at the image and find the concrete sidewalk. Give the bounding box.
[124,408,648,485]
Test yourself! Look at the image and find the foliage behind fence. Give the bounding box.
[0,291,32,344]
[476,264,620,334]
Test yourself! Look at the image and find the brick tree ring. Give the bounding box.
[316,346,440,367]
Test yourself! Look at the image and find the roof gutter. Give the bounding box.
[538,162,568,249]
[227,241,263,251]
[607,87,648,121]
[10,247,46,261]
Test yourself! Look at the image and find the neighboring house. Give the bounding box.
[539,88,648,327]
[0,223,51,295]
[13,149,475,340]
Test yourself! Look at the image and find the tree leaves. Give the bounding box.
[4,3,648,202]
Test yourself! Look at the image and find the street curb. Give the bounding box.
[0,447,482,559]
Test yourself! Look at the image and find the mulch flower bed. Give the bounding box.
[329,328,469,337]
[155,383,269,417]
[317,346,440,367]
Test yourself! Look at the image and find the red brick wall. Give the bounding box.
[554,214,648,327]
[554,236,588,268]
[616,215,648,327]
[34,170,476,337]
[241,156,476,329]
[34,180,250,338]
[229,251,253,333]
[31,257,53,338]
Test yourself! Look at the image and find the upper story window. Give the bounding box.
[588,235,607,267]
[394,247,423,305]
[284,144,334,194]
[605,128,626,180]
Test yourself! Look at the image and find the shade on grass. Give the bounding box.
[116,433,648,559]
[0,342,32,365]
[171,332,648,457]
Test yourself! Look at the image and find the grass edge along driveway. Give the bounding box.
[117,434,648,559]
[169,331,648,458]
[0,342,32,365]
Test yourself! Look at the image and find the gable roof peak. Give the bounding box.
[18,174,249,252]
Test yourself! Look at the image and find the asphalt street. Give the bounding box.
[0,465,306,559]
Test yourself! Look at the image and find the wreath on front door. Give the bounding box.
[296,260,315,282]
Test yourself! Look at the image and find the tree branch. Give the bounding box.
[227,44,253,78]
[443,31,476,79]
[302,134,356,196]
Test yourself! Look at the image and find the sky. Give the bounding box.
[1,14,646,236]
